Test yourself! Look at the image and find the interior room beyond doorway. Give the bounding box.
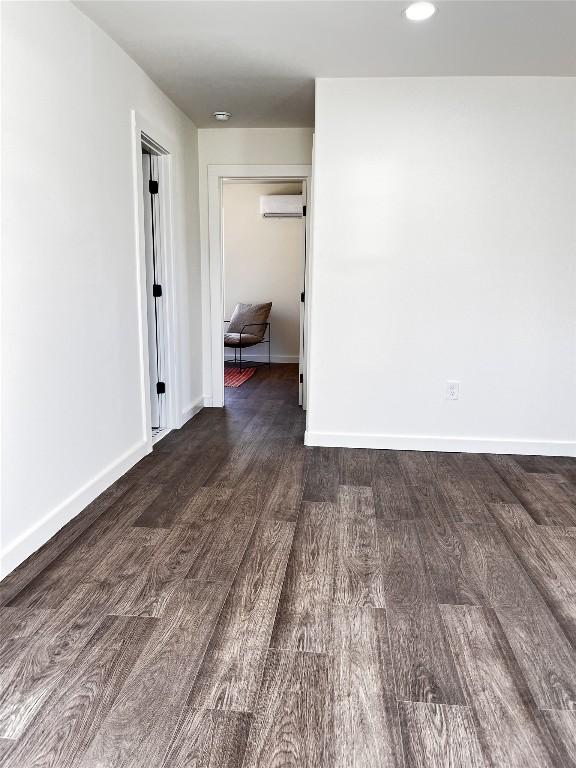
[222,180,304,403]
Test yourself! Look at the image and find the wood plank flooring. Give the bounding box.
[1,364,575,767]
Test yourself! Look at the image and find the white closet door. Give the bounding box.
[142,151,162,429]
[299,179,309,409]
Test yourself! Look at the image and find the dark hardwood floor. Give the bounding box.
[1,363,576,767]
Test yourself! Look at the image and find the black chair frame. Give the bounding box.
[224,321,271,371]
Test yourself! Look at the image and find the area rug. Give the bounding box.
[224,367,257,387]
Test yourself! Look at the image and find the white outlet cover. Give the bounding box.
[446,381,460,400]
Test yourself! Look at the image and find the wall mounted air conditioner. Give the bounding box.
[259,194,304,218]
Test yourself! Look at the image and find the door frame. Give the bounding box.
[132,110,180,450]
[206,164,312,409]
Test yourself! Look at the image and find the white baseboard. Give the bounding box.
[304,430,576,457]
[0,439,149,579]
[180,394,204,425]
[203,395,214,407]
[224,355,298,364]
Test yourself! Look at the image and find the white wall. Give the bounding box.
[1,1,202,577]
[198,127,313,170]
[223,181,303,362]
[197,127,313,396]
[308,77,576,456]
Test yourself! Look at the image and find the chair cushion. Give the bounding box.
[227,302,271,340]
[224,332,262,347]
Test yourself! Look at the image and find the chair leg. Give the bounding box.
[239,345,242,371]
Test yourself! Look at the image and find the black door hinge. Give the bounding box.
[149,180,159,194]
[152,284,162,298]
[300,291,305,302]
[156,381,166,394]
[299,373,303,384]
[302,204,307,216]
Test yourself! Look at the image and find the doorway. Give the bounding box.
[222,179,305,405]
[140,134,175,444]
[141,145,166,439]
[207,164,312,410]
[133,112,180,450]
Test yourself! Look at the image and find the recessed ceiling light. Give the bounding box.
[403,2,436,21]
[213,111,231,121]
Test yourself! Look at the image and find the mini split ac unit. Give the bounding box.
[259,194,304,218]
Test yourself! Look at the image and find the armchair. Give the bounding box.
[224,302,272,370]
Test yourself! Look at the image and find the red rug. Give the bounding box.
[224,367,257,387]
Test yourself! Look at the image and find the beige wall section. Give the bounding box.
[197,128,313,392]
[198,128,313,167]
[223,182,303,362]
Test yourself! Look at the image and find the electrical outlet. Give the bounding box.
[446,380,460,401]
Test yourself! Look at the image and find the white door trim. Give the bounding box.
[207,164,312,409]
[131,110,182,451]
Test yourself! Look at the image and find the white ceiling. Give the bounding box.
[74,1,576,128]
